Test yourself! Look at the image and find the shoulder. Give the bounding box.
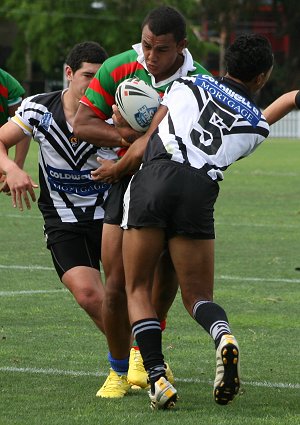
[191,61,211,77]
[36,90,61,103]
[93,50,141,94]
[25,90,61,105]
[163,77,196,102]
[101,49,138,71]
[0,68,11,85]
[18,91,62,116]
[170,76,197,91]
[0,68,25,96]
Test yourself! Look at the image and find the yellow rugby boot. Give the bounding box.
[127,348,148,389]
[96,368,130,398]
[128,347,175,389]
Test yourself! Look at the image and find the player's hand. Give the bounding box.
[5,168,38,211]
[112,104,131,129]
[91,158,119,184]
[112,104,142,143]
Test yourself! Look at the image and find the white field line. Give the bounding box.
[0,264,54,270]
[2,212,300,229]
[1,272,300,297]
[229,169,300,177]
[218,275,300,284]
[216,221,300,229]
[0,289,67,296]
[0,366,299,390]
[3,213,42,219]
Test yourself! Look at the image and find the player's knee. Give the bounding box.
[74,286,103,312]
[104,275,126,296]
[103,285,127,312]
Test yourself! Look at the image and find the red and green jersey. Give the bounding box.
[81,48,210,120]
[0,68,25,126]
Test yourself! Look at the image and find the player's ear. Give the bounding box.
[177,38,187,53]
[65,65,73,82]
[255,72,268,90]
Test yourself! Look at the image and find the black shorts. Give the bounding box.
[103,175,132,225]
[122,160,219,239]
[44,220,103,280]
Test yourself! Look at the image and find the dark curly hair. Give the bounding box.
[142,6,186,43]
[225,33,274,82]
[65,41,108,73]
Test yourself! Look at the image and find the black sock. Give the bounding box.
[193,300,231,348]
[132,318,165,392]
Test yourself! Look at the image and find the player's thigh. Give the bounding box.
[101,223,125,285]
[168,236,215,311]
[123,227,166,322]
[62,265,104,299]
[103,176,131,225]
[49,230,101,280]
[49,233,104,300]
[123,227,165,290]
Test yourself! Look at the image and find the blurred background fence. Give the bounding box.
[268,111,300,138]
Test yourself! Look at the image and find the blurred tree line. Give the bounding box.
[1,0,299,106]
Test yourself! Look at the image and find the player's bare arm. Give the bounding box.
[0,121,38,210]
[91,104,169,183]
[73,103,140,147]
[264,90,299,125]
[0,136,31,194]
[90,104,144,183]
[73,103,122,147]
[13,137,31,169]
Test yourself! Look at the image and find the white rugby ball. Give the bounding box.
[115,78,161,132]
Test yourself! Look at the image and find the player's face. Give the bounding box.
[141,25,187,83]
[67,62,101,99]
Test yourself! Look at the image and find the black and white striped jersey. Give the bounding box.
[144,75,270,181]
[12,90,117,224]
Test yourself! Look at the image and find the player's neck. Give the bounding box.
[223,73,256,95]
[62,88,79,126]
[154,54,184,83]
[223,74,244,86]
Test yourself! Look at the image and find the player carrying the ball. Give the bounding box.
[73,5,210,397]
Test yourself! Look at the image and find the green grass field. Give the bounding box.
[1,139,299,424]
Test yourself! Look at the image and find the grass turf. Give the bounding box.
[0,138,299,424]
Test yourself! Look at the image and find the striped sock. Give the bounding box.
[193,300,232,348]
[132,318,165,392]
[132,319,166,351]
